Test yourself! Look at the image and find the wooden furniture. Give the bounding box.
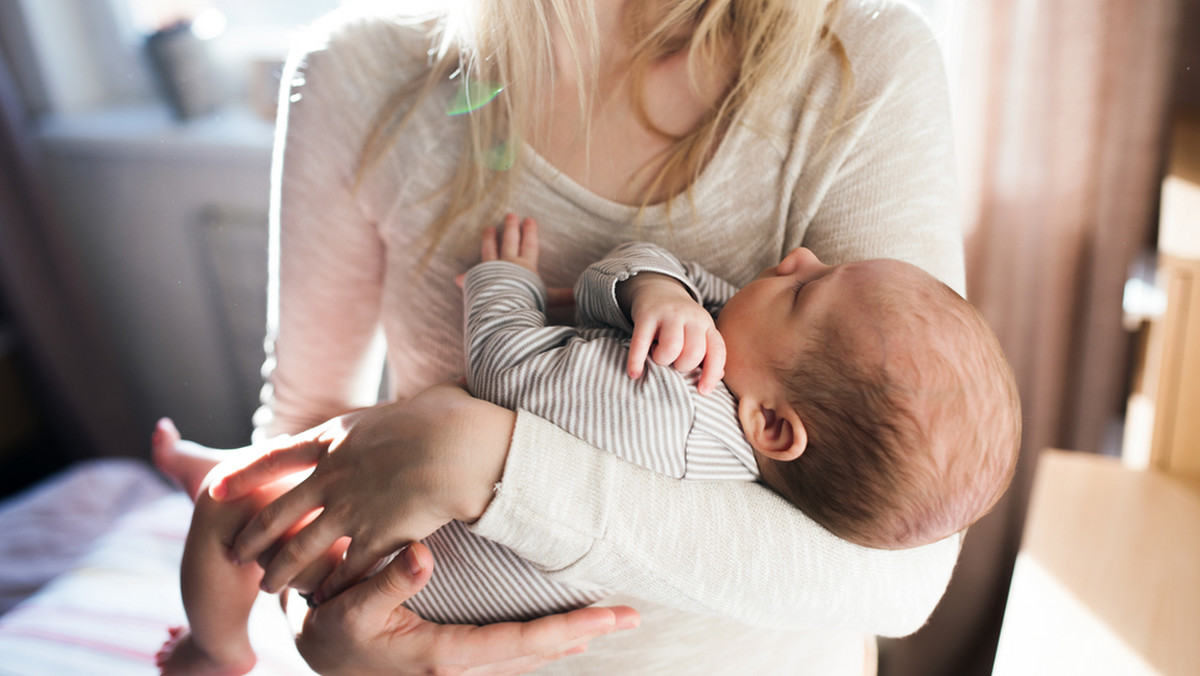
[993,450,1200,675]
[1127,112,1200,476]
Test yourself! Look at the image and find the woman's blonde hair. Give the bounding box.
[358,0,847,262]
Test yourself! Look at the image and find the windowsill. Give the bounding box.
[37,103,275,163]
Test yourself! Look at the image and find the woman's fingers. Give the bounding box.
[447,605,640,670]
[287,536,349,595]
[209,433,328,501]
[295,541,641,676]
[294,543,437,675]
[258,512,344,593]
[315,538,388,603]
[353,541,436,616]
[230,479,324,566]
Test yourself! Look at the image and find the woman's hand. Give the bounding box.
[297,541,641,676]
[209,383,515,602]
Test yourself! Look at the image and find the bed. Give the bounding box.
[0,459,315,675]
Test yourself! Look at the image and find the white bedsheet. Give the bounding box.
[0,460,315,675]
[0,460,171,616]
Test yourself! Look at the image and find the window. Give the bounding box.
[111,0,345,116]
[118,0,341,35]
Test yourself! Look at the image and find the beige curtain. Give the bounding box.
[881,1,1183,674]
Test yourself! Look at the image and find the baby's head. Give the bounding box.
[716,248,1020,549]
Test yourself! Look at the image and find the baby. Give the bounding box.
[153,213,1019,675]
[455,215,1020,556]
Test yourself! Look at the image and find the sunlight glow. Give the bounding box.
[190,8,228,40]
[994,554,1159,675]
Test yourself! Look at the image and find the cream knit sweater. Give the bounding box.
[258,1,963,672]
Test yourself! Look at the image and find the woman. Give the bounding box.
[216,0,965,672]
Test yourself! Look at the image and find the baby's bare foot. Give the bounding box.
[152,419,222,500]
[156,626,256,676]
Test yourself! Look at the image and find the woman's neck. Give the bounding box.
[548,0,633,83]
[533,0,736,206]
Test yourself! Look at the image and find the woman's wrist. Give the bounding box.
[448,392,517,523]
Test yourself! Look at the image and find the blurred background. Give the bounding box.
[1,0,340,489]
[0,0,1196,674]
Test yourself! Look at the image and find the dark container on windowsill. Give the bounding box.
[145,20,222,120]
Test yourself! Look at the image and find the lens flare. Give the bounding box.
[447,79,504,116]
[481,142,515,171]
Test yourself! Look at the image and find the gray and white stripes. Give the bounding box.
[405,244,758,625]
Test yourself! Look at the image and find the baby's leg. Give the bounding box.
[153,418,228,500]
[157,476,284,676]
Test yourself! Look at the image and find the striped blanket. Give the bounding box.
[0,460,313,675]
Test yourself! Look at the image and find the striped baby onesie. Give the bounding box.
[403,242,760,624]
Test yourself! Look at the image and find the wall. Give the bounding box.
[38,106,274,448]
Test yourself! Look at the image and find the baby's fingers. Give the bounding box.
[650,322,684,367]
[673,323,709,373]
[500,213,522,259]
[518,218,539,266]
[698,330,727,395]
[627,323,656,379]
[481,226,499,261]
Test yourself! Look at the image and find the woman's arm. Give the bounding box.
[254,15,395,440]
[474,413,959,636]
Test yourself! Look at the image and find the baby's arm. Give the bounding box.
[461,215,581,403]
[576,243,727,394]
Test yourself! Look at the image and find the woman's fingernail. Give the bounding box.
[210,481,227,500]
[617,615,640,630]
[403,545,423,575]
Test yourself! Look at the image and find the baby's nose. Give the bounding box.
[776,247,819,275]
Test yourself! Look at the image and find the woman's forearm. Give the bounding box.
[469,411,959,637]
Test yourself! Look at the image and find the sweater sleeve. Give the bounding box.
[472,413,959,636]
[253,19,394,439]
[470,3,963,637]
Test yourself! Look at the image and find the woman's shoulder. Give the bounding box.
[288,7,437,94]
[833,1,946,86]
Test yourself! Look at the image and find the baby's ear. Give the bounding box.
[737,397,807,461]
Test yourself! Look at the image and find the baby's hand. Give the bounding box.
[482,213,539,274]
[624,274,726,395]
